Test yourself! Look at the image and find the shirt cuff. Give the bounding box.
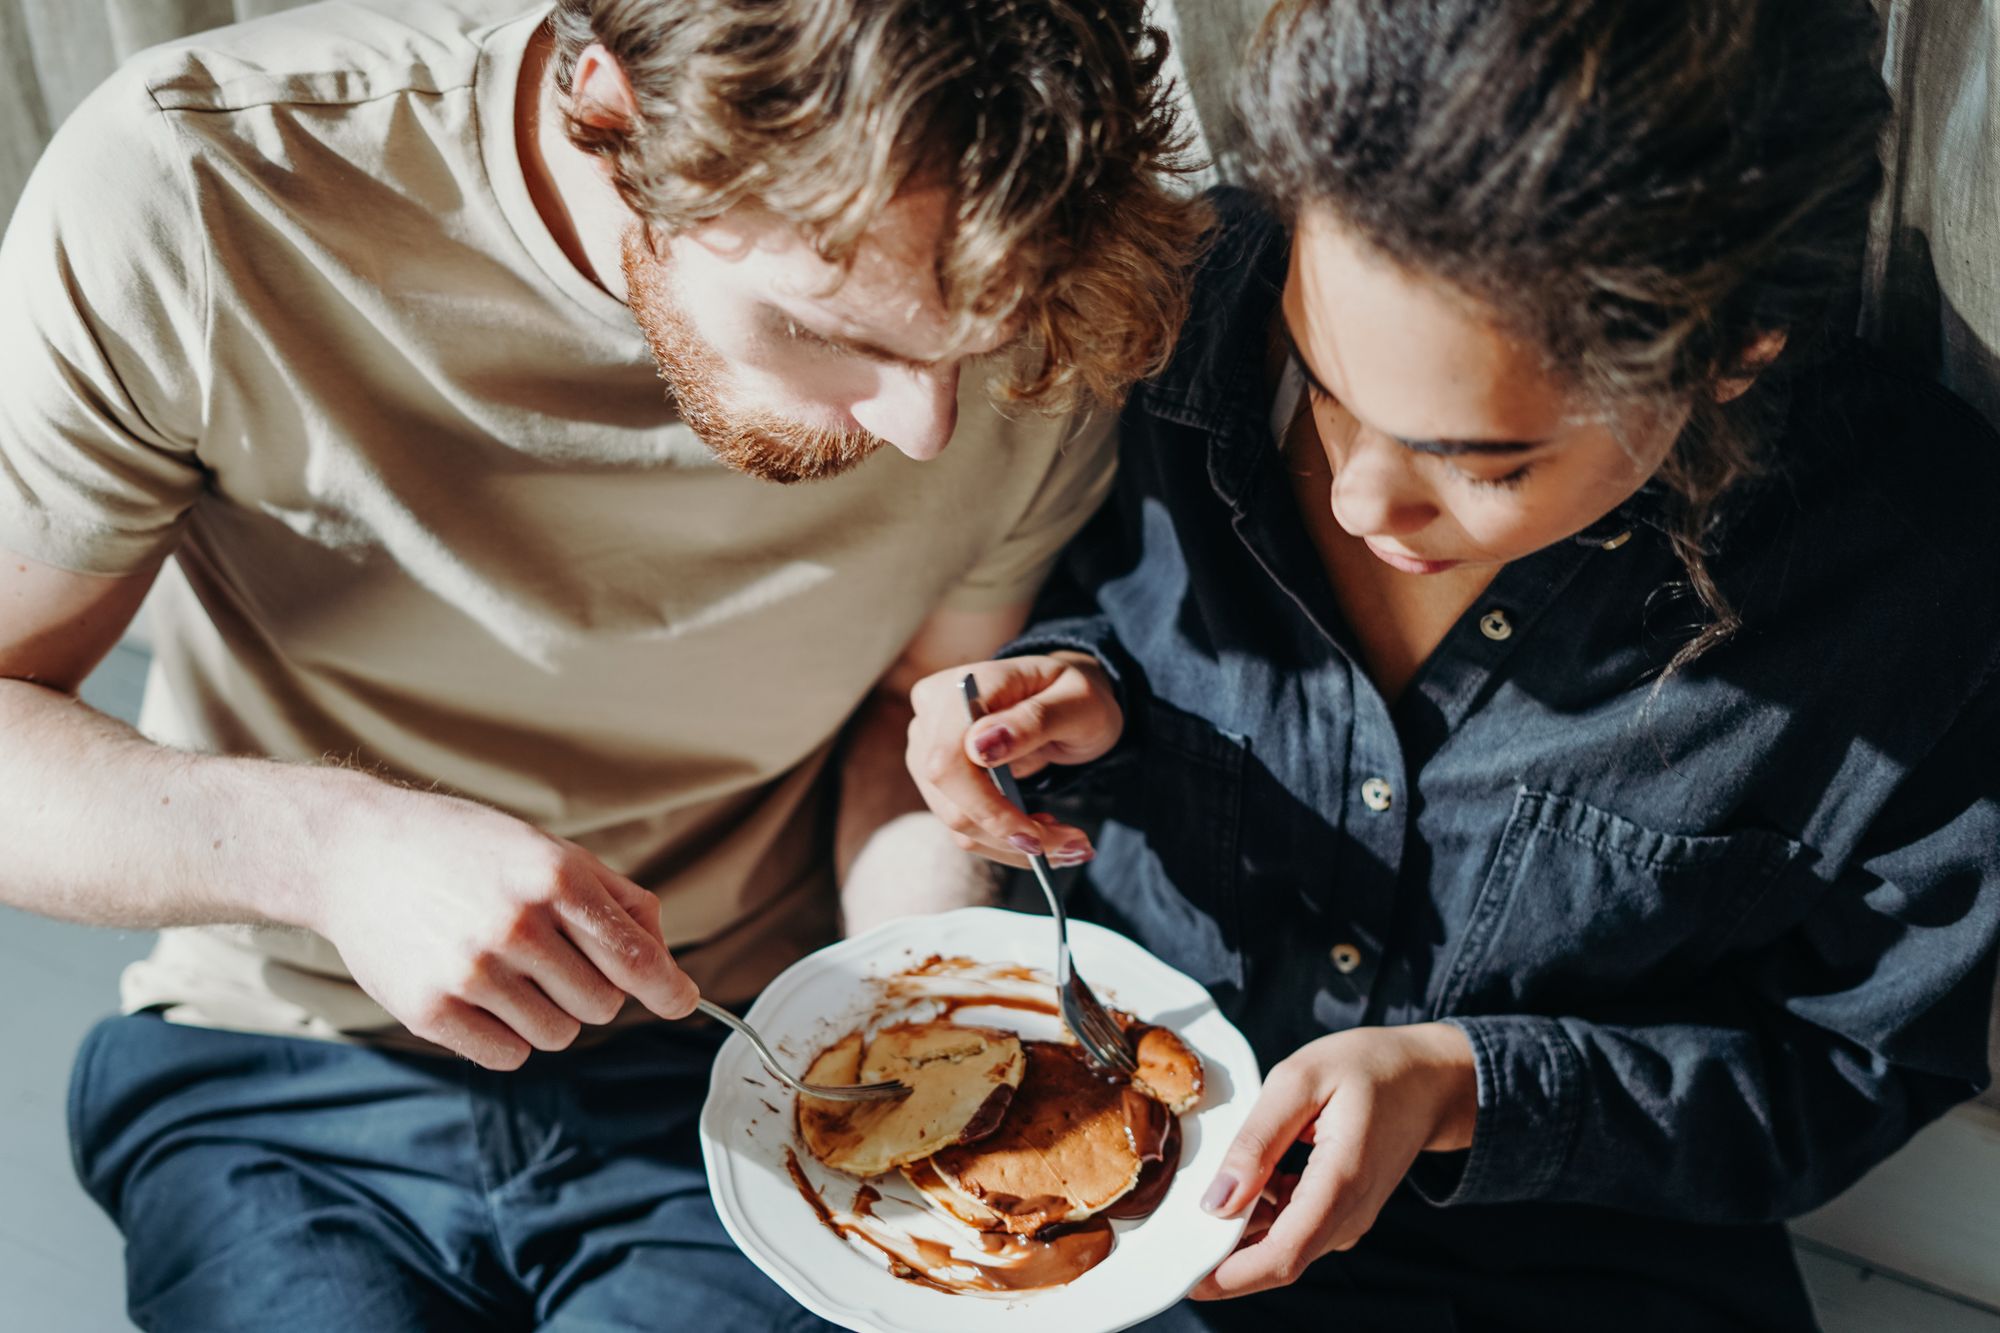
[1407,1014,1586,1207]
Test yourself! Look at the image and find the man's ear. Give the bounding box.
[1715,330,1788,404]
[570,42,639,131]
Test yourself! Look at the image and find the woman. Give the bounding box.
[904,0,2000,1328]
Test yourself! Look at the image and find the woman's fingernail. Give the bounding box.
[1201,1173,1238,1215]
[1008,833,1044,855]
[1048,850,1090,868]
[974,727,1014,763]
[1061,840,1092,857]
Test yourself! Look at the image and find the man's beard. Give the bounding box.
[622,230,888,484]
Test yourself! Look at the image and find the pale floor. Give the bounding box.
[3,645,1997,1332]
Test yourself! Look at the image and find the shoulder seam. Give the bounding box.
[142,85,213,441]
[147,69,476,117]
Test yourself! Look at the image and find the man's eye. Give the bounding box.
[779,319,835,352]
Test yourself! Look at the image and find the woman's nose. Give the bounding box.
[1329,433,1438,538]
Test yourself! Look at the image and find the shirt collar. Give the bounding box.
[1129,189,1293,507]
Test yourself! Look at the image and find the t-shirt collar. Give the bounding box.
[473,4,639,333]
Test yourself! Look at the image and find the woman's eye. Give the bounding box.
[1458,464,1535,491]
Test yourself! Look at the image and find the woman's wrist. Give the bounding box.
[1405,1020,1479,1153]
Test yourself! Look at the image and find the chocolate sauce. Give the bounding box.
[783,1147,1116,1294]
[955,1080,1017,1144]
[932,993,1062,1019]
[786,1147,843,1234]
[1104,1111,1181,1220]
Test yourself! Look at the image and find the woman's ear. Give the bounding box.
[570,42,639,131]
[1715,330,1788,404]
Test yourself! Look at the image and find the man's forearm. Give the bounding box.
[0,677,344,931]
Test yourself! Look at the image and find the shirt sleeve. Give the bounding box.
[938,405,1117,612]
[0,65,209,574]
[1412,674,2000,1223]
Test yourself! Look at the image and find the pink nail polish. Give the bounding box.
[1008,833,1044,855]
[1201,1173,1238,1215]
[974,727,1014,763]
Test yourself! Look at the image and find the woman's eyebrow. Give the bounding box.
[1279,315,1547,456]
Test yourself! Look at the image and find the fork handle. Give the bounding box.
[695,999,809,1095]
[958,676,1070,941]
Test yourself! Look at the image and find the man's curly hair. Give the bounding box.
[551,0,1208,409]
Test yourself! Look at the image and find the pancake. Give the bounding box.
[927,1041,1143,1236]
[1129,1023,1204,1114]
[901,1157,1010,1231]
[797,1022,1025,1177]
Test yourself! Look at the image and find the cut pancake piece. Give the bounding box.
[1129,1024,1204,1114]
[797,1023,1025,1178]
[902,1157,1009,1231]
[928,1041,1143,1236]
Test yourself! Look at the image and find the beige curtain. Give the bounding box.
[1863,0,2000,430]
[0,0,306,220]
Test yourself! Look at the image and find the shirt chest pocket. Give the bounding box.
[1431,790,1805,1017]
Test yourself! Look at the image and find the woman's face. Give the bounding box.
[1281,207,1685,575]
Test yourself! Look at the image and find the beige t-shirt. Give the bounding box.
[0,1,1113,1040]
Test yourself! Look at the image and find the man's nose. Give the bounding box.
[849,363,960,461]
[1330,433,1438,537]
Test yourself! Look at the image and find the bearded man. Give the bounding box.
[0,1,1203,1326]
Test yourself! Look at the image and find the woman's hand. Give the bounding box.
[905,652,1125,868]
[1193,1022,1479,1300]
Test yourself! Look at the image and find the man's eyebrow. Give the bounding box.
[1278,316,1546,457]
[759,304,935,371]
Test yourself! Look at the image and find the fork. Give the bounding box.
[960,674,1139,1077]
[695,999,909,1102]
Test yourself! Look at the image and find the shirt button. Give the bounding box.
[1479,609,1514,641]
[1361,777,1394,811]
[1600,529,1633,550]
[1330,942,1364,974]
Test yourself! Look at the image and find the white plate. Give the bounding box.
[700,907,1262,1333]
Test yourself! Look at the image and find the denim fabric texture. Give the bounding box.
[69,1012,840,1333]
[1009,191,2000,1326]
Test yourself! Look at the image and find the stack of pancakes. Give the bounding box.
[798,1017,1203,1237]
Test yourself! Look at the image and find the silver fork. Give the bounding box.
[696,999,909,1102]
[960,674,1139,1077]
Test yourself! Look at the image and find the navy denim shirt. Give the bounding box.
[1012,193,2000,1231]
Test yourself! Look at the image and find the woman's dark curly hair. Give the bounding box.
[550,0,1208,410]
[1243,0,1892,668]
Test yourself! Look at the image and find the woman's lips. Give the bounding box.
[1364,538,1462,575]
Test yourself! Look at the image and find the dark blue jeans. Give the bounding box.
[70,1012,1793,1332]
[69,1012,840,1333]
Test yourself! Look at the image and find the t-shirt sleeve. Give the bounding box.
[0,65,208,575]
[939,405,1117,612]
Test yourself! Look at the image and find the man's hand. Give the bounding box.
[904,651,1124,868]
[307,780,699,1070]
[1192,1023,1478,1300]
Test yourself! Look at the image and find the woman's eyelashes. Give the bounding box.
[1306,380,1540,492]
[1457,464,1536,491]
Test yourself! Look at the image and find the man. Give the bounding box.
[0,0,1203,1326]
